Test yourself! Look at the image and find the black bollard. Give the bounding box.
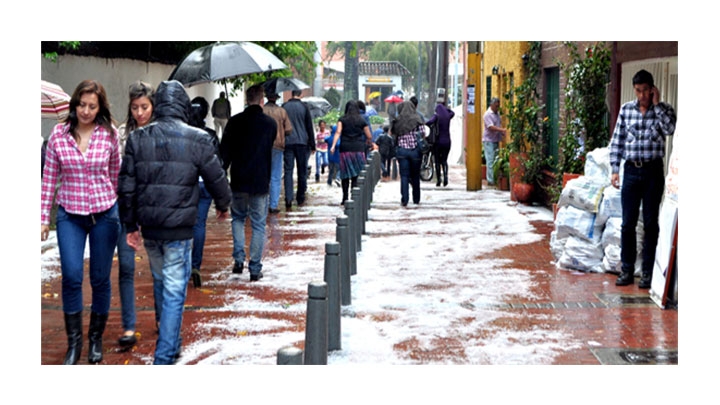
[304,281,328,365]
[351,187,362,252]
[336,215,351,305]
[277,346,303,365]
[343,200,358,276]
[357,174,367,233]
[323,242,341,351]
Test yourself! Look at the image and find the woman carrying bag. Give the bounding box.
[390,101,425,206]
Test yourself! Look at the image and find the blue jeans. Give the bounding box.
[117,222,136,331]
[192,182,212,270]
[326,162,340,185]
[315,150,328,177]
[269,148,284,210]
[231,191,269,274]
[283,144,309,205]
[483,141,499,184]
[396,147,421,205]
[620,160,664,275]
[56,203,119,314]
[144,238,192,365]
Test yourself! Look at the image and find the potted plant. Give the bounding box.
[492,147,510,190]
[512,152,547,203]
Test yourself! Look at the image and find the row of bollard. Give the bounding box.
[277,151,382,365]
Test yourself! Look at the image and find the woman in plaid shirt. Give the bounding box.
[390,101,425,206]
[40,80,121,364]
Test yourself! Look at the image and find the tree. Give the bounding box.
[325,41,373,105]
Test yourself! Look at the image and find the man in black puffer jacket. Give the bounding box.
[118,80,231,365]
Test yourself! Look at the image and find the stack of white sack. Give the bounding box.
[552,147,645,274]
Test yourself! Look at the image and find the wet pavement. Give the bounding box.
[40,163,677,365]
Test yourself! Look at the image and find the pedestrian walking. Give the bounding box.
[425,90,455,187]
[329,100,373,206]
[211,91,231,138]
[375,124,394,179]
[390,101,425,206]
[315,120,330,182]
[220,84,277,281]
[41,79,121,365]
[118,80,231,365]
[609,69,676,288]
[483,97,507,186]
[263,92,293,214]
[325,125,341,187]
[189,96,221,288]
[282,90,316,210]
[115,80,155,348]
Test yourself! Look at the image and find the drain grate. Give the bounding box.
[596,293,655,307]
[591,348,678,365]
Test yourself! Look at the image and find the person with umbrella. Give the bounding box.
[282,90,316,210]
[41,79,121,364]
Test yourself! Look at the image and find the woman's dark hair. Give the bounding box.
[344,100,360,116]
[189,96,210,128]
[125,81,155,132]
[65,79,115,140]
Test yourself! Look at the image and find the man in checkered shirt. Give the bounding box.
[609,69,676,288]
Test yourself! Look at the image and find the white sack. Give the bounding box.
[557,236,604,273]
[584,147,612,185]
[596,186,622,227]
[557,176,605,213]
[555,205,602,243]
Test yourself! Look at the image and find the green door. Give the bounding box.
[545,68,560,166]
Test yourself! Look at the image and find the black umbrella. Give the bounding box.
[168,41,287,87]
[263,77,309,95]
[301,96,332,119]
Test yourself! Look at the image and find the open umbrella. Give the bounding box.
[263,77,309,95]
[384,94,403,104]
[168,41,287,87]
[41,80,70,121]
[301,96,332,119]
[367,91,382,102]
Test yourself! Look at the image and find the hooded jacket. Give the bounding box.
[118,80,231,241]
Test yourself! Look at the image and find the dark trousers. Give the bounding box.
[283,144,309,205]
[396,147,421,204]
[434,144,450,181]
[620,159,665,275]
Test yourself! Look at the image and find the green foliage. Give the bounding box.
[369,115,385,125]
[557,42,611,174]
[492,147,510,182]
[503,41,544,154]
[315,110,341,126]
[43,41,80,62]
[324,88,342,109]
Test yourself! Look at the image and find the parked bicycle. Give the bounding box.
[420,148,434,182]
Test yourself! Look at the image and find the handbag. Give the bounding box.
[427,121,439,145]
[416,129,431,154]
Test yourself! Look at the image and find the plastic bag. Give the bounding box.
[557,236,604,273]
[584,147,611,185]
[557,176,605,213]
[555,205,602,243]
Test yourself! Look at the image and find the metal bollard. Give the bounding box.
[351,187,362,252]
[323,242,341,351]
[304,281,328,365]
[343,200,358,276]
[357,174,367,233]
[336,215,351,305]
[277,346,303,365]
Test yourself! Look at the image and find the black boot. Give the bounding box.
[638,270,652,289]
[615,271,634,286]
[88,312,108,364]
[63,312,83,365]
[443,163,449,186]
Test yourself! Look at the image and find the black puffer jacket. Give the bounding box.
[118,80,231,241]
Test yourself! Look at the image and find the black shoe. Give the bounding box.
[436,181,441,187]
[118,332,137,348]
[250,272,264,282]
[232,262,244,274]
[638,273,652,289]
[63,311,83,365]
[443,177,448,187]
[315,175,320,183]
[269,208,280,214]
[285,201,292,210]
[191,268,201,288]
[615,272,634,286]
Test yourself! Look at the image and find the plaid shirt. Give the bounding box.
[397,125,425,149]
[609,100,676,173]
[41,123,120,224]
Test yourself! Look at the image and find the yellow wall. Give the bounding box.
[482,41,529,144]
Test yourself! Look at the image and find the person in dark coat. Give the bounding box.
[118,80,231,365]
[425,94,455,187]
[375,124,395,179]
[282,90,316,210]
[220,84,277,281]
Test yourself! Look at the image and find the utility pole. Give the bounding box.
[466,41,483,190]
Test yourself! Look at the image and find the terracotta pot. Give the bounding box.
[509,152,528,201]
[497,176,510,191]
[482,165,487,181]
[562,172,582,189]
[512,182,534,203]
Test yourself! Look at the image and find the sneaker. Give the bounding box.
[232,262,244,274]
[250,272,264,282]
